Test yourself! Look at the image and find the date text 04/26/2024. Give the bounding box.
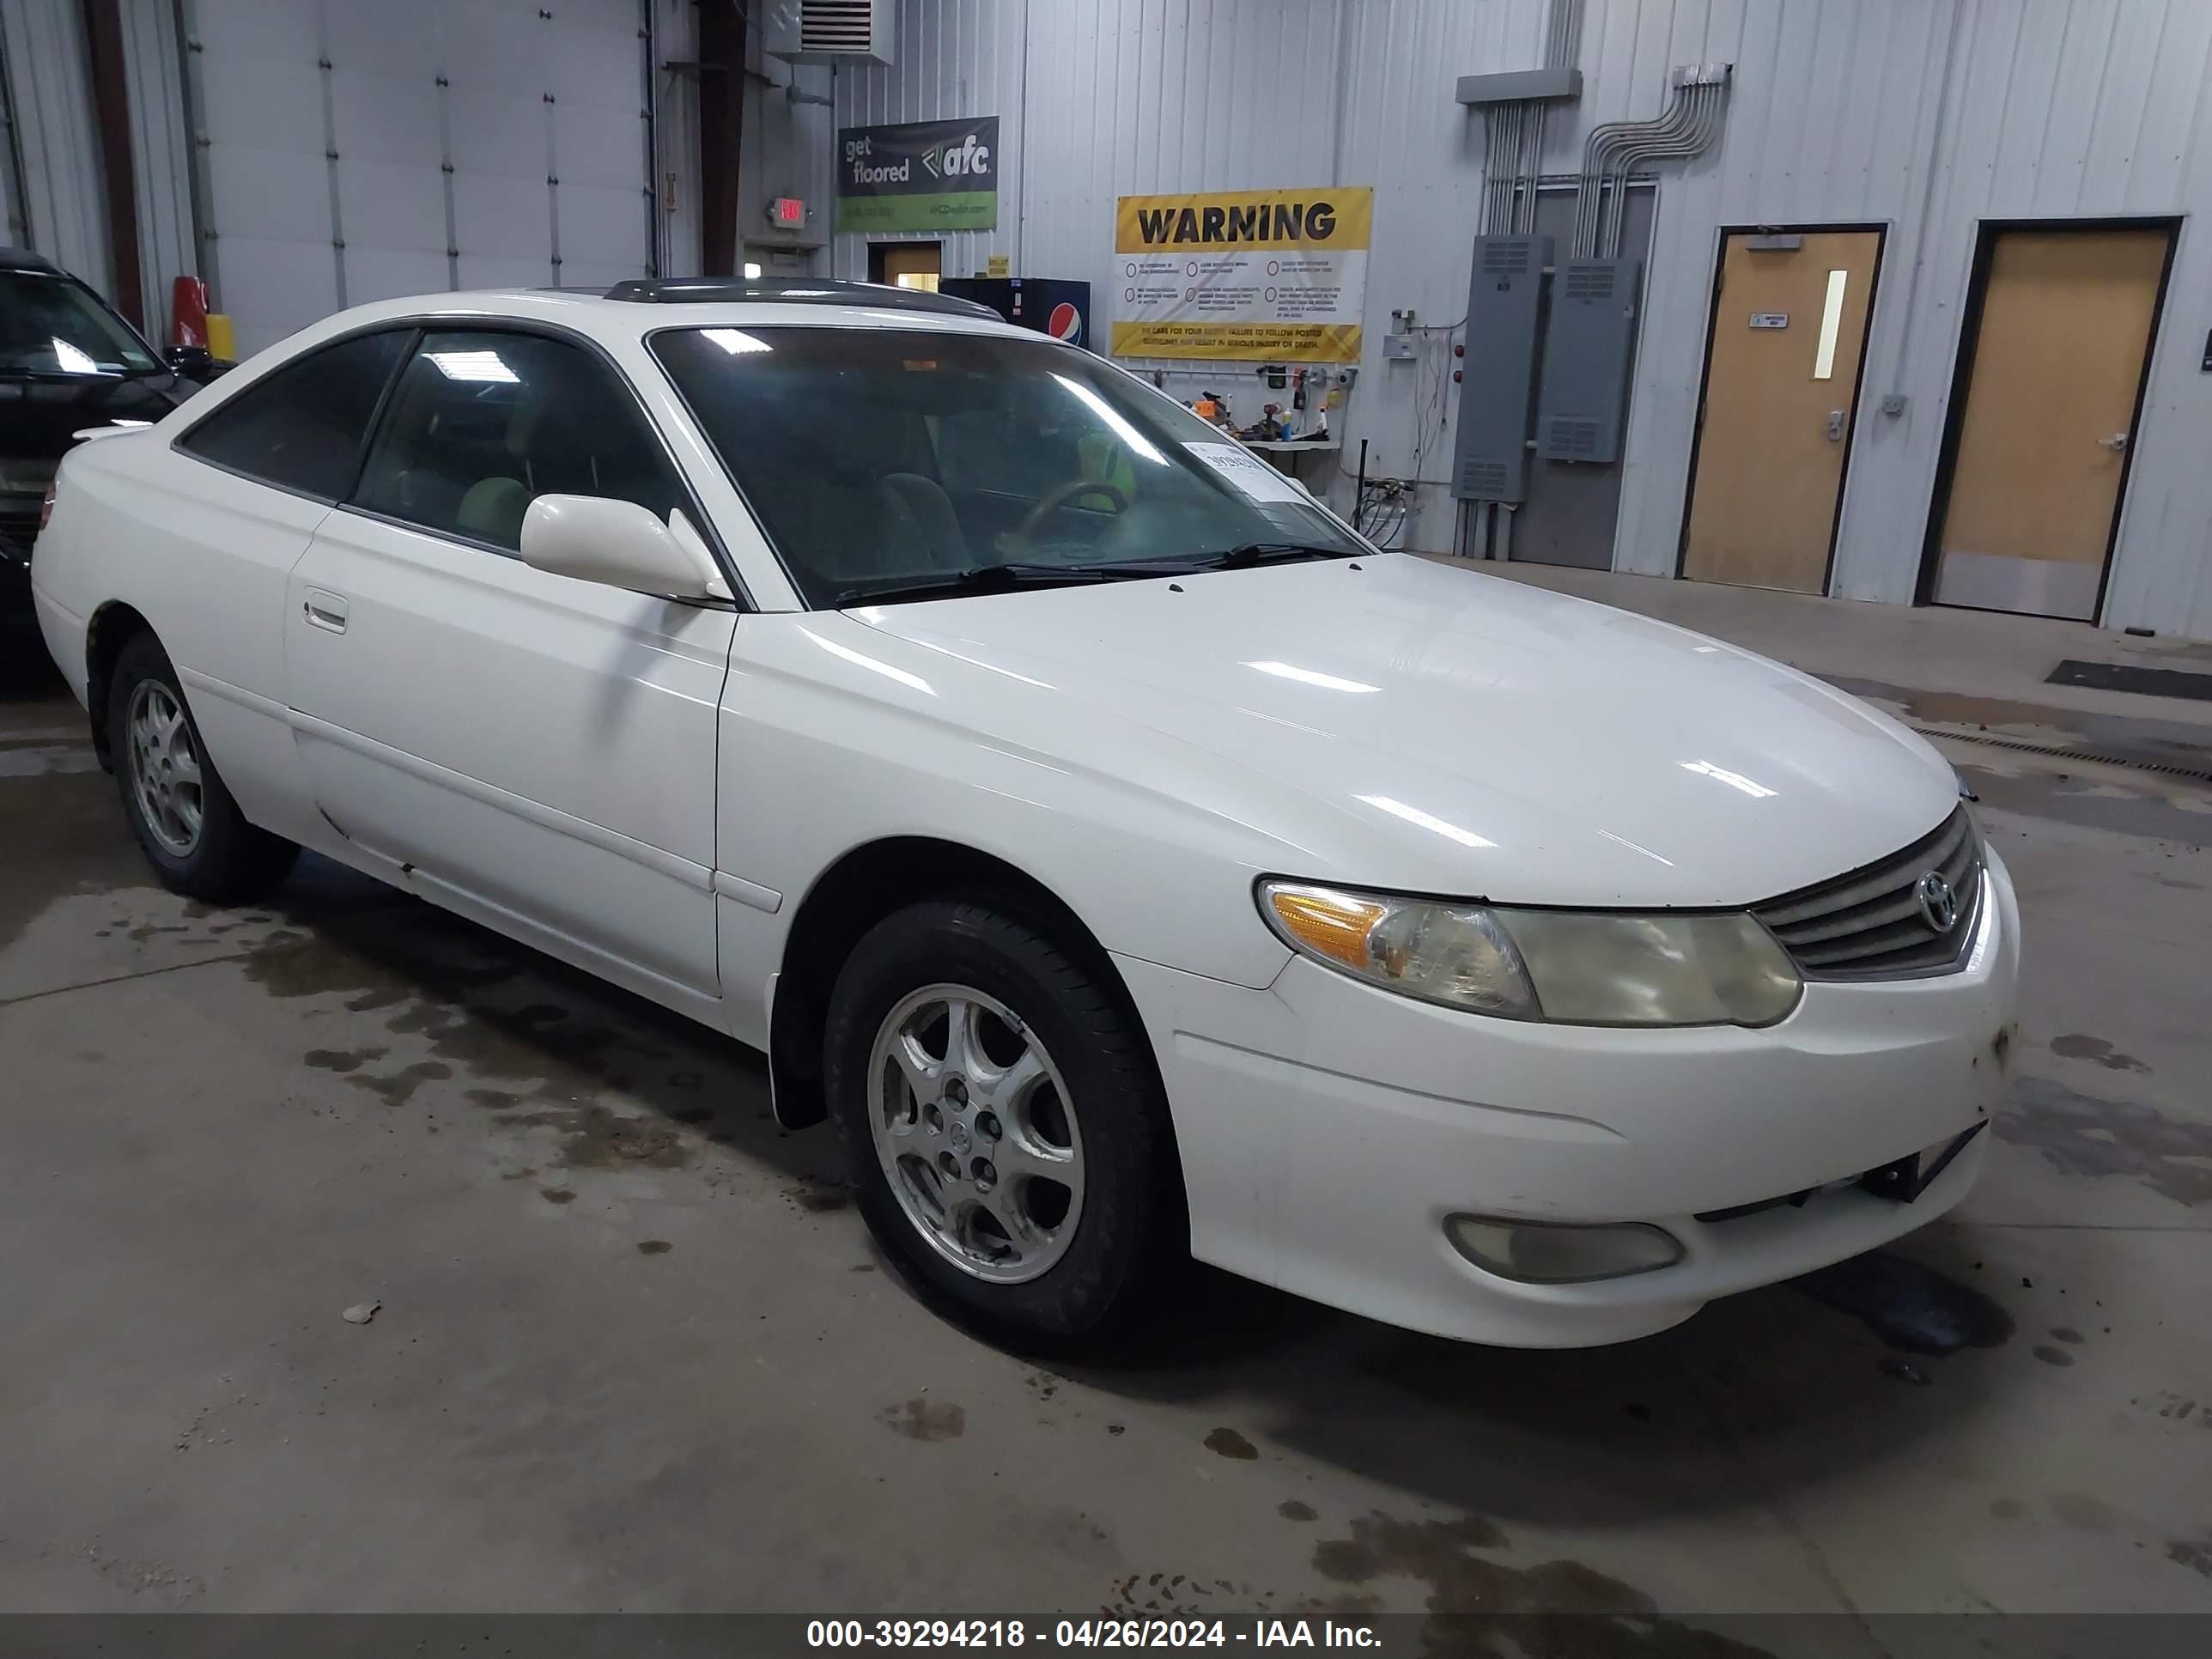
[805,1620,1382,1650]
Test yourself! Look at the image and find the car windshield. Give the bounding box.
[650,325,1362,606]
[0,269,161,377]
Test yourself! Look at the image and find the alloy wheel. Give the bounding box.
[126,681,204,858]
[867,983,1085,1284]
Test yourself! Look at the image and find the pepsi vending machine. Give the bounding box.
[939,277,1093,352]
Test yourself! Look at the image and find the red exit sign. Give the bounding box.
[769,197,806,227]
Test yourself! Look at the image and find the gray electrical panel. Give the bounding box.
[1449,234,1549,502]
[1534,258,1642,464]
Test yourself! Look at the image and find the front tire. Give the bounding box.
[824,897,1182,1346]
[108,632,298,902]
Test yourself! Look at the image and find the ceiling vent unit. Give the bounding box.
[765,0,895,67]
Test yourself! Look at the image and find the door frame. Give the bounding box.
[1674,221,1890,595]
[867,239,944,286]
[1913,215,2181,620]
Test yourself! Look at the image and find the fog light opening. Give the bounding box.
[1445,1215,1685,1285]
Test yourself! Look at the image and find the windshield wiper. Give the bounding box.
[830,544,1356,606]
[833,562,1127,607]
[1198,541,1361,569]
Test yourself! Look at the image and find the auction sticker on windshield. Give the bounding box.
[1184,441,1309,504]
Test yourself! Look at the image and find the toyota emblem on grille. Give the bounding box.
[1916,870,1960,933]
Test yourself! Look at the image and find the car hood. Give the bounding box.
[843,554,1962,908]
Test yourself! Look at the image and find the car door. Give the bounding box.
[283,325,736,1012]
[135,326,413,848]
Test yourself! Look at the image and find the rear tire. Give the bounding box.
[108,632,298,902]
[824,896,1182,1347]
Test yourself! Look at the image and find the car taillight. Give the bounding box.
[40,480,58,531]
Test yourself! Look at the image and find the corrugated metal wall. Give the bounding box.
[120,0,197,337]
[0,0,112,289]
[0,24,27,246]
[832,0,2212,642]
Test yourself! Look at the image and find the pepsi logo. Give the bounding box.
[1048,301,1083,344]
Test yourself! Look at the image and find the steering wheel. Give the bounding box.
[1006,476,1132,550]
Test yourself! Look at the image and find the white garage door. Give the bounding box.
[185,0,654,358]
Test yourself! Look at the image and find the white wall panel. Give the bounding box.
[186,0,655,356]
[648,0,701,276]
[119,0,197,336]
[0,0,110,289]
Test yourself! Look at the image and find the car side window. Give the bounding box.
[176,330,409,499]
[351,330,686,553]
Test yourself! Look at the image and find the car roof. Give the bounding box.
[272,276,1043,357]
[600,276,1000,319]
[0,246,65,274]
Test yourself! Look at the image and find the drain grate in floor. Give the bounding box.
[1911,725,2212,787]
[2046,659,2212,702]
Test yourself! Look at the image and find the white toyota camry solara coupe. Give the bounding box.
[31,276,2020,1348]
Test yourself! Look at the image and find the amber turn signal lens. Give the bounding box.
[1264,885,1385,969]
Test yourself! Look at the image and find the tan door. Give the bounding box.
[1682,230,1881,592]
[1933,228,2167,620]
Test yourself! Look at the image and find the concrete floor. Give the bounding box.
[3,572,2211,1632]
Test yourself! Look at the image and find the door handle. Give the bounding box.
[2100,432,2129,453]
[303,589,349,634]
[1825,410,1846,441]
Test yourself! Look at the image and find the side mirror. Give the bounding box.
[518,495,732,601]
[165,343,218,379]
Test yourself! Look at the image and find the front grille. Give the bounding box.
[0,507,33,568]
[1753,805,1981,980]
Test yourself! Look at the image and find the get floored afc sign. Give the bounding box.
[836,117,999,233]
[1113,185,1373,362]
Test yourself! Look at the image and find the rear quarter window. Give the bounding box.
[177,330,409,500]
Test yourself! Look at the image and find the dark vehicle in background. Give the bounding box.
[1,247,225,670]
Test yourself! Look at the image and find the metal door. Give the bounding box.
[1680,229,1882,593]
[1931,227,2170,621]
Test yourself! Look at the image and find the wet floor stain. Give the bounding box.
[1795,1249,2014,1355]
[489,1102,693,1170]
[879,1398,964,1442]
[2049,1494,2114,1534]
[540,1188,576,1206]
[2049,1034,2154,1073]
[2132,1391,2203,1423]
[303,1048,385,1073]
[2169,1540,2212,1581]
[2032,1345,2075,1368]
[2051,1326,2084,1345]
[1203,1427,1259,1460]
[1278,1500,1317,1522]
[636,1239,673,1255]
[2002,1076,2212,1207]
[784,1182,850,1213]
[1104,1571,1257,1616]
[1304,1509,1778,1651]
[0,769,152,957]
[346,1060,453,1108]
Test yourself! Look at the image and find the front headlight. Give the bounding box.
[1258,881,1802,1028]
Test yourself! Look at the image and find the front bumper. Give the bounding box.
[1118,850,2021,1347]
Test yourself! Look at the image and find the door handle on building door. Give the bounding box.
[2100,432,2129,452]
[1825,410,1846,441]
